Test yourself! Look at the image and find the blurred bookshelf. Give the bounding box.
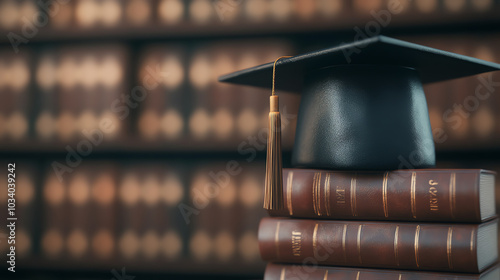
[0,0,500,279]
[0,160,266,277]
[0,0,499,42]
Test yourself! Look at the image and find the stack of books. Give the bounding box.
[259,168,499,279]
[217,35,500,279]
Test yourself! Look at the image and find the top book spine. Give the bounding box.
[267,169,496,223]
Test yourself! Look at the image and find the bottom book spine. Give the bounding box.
[264,263,500,280]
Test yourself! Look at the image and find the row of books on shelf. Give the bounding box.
[1,224,262,268]
[0,46,126,92]
[0,160,266,273]
[1,0,498,33]
[0,40,299,146]
[28,226,261,263]
[0,102,298,145]
[4,87,500,148]
[0,161,266,209]
[1,36,500,148]
[1,40,291,92]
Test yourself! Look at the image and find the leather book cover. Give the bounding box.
[268,168,496,222]
[259,218,498,273]
[264,263,500,280]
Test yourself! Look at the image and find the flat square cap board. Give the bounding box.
[219,36,500,170]
[219,36,500,91]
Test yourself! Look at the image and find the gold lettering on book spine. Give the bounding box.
[313,224,319,253]
[414,225,420,268]
[447,227,453,269]
[383,172,389,218]
[325,173,331,216]
[357,225,363,264]
[394,225,400,266]
[275,222,281,259]
[342,224,347,263]
[336,187,346,204]
[449,173,456,219]
[351,175,357,216]
[411,172,416,218]
[287,171,293,215]
[292,231,302,257]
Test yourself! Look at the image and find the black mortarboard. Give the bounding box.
[219,36,500,171]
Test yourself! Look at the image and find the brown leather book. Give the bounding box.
[268,169,496,222]
[264,263,500,280]
[259,218,498,273]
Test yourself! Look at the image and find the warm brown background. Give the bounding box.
[0,0,499,279]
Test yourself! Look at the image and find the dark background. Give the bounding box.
[0,0,499,279]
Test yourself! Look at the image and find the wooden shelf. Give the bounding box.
[1,10,499,44]
[1,139,500,161]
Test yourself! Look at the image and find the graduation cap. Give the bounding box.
[218,36,500,210]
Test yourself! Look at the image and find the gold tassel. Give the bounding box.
[264,56,290,210]
[264,95,283,210]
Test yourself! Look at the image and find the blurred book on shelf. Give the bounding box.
[1,0,500,41]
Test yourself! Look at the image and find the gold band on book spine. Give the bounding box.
[414,225,421,267]
[447,227,454,269]
[280,267,285,280]
[383,172,389,217]
[351,175,358,216]
[449,173,456,219]
[357,225,363,264]
[325,173,331,216]
[342,224,348,263]
[275,221,281,259]
[394,225,400,266]
[287,171,294,215]
[470,228,475,254]
[313,223,319,253]
[411,172,417,218]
